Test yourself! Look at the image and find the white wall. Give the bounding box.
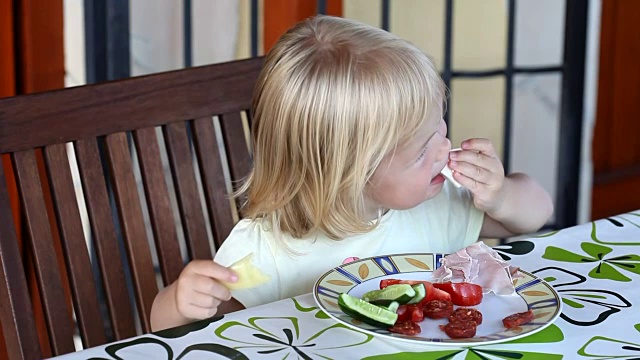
[578,0,602,223]
[63,0,85,87]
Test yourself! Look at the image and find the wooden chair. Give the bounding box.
[0,57,263,359]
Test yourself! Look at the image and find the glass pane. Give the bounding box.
[192,0,242,66]
[236,0,255,59]
[343,0,382,28]
[452,0,507,70]
[514,0,566,67]
[64,0,86,87]
[449,77,506,158]
[130,0,184,76]
[511,73,562,222]
[390,0,445,70]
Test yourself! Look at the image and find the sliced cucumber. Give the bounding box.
[386,301,400,313]
[362,284,415,306]
[407,284,426,304]
[338,293,398,328]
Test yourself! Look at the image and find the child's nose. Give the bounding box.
[438,138,452,161]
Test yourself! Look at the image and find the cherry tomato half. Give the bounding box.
[379,279,450,306]
[433,282,483,306]
[395,304,424,323]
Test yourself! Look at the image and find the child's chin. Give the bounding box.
[426,183,445,199]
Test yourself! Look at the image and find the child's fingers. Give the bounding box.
[191,275,232,301]
[461,138,498,157]
[190,260,238,283]
[449,160,492,185]
[452,169,490,192]
[182,301,220,320]
[187,290,224,310]
[450,151,501,175]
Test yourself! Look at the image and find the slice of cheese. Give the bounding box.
[441,148,463,188]
[441,164,462,188]
[222,253,271,290]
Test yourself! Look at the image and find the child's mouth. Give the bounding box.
[430,173,445,185]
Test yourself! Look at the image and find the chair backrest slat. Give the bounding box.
[133,127,184,285]
[103,133,158,333]
[191,117,236,248]
[43,143,107,347]
[0,164,42,360]
[11,150,76,356]
[219,112,251,186]
[73,138,137,341]
[163,122,212,260]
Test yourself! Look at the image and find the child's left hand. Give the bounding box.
[448,138,507,214]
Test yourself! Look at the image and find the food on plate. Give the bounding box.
[222,253,271,290]
[338,293,398,328]
[439,319,477,339]
[379,279,451,304]
[389,320,421,335]
[431,242,522,296]
[422,299,454,319]
[363,284,417,306]
[503,309,534,329]
[339,279,481,339]
[438,308,483,339]
[432,282,483,306]
[396,304,424,322]
[448,307,483,325]
[338,277,487,339]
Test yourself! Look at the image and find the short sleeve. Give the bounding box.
[214,220,281,308]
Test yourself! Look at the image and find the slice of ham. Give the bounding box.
[431,242,522,295]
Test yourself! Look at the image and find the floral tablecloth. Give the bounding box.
[54,211,640,359]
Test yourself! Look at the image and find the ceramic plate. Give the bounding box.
[313,253,562,346]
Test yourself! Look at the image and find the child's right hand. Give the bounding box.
[174,260,238,320]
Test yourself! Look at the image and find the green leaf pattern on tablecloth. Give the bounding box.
[577,324,640,359]
[534,230,560,238]
[292,297,330,319]
[591,215,640,245]
[492,240,535,261]
[86,316,250,360]
[542,240,640,282]
[213,300,373,359]
[532,267,631,326]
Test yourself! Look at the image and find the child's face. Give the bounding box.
[366,109,451,217]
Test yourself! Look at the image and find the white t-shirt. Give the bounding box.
[214,182,484,308]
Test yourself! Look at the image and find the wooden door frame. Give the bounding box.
[0,0,66,358]
[591,0,640,220]
[263,0,342,53]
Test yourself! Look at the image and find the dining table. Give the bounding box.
[53,210,640,359]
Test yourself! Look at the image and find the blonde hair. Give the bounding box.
[237,15,445,240]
